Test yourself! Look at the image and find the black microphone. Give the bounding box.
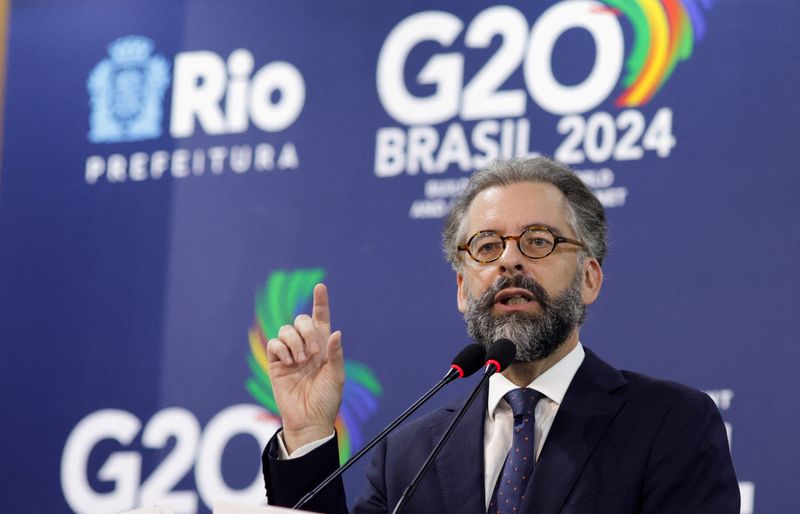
[292,343,487,510]
[482,338,516,375]
[391,339,517,514]
[442,342,489,382]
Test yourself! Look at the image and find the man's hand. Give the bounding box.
[266,283,345,454]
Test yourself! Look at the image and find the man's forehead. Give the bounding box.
[465,182,572,233]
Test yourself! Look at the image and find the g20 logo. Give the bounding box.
[374,1,712,174]
[61,404,278,514]
[377,2,626,125]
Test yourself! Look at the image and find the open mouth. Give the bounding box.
[494,288,536,306]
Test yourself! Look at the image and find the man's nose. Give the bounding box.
[497,238,527,273]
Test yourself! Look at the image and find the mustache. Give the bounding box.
[475,274,551,312]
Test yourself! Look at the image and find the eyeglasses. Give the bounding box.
[458,225,588,264]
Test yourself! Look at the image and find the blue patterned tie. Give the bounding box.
[488,388,544,514]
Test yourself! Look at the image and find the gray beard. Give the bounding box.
[464,271,586,362]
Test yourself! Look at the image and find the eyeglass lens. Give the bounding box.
[469,228,555,262]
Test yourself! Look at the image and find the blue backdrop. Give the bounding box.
[0,1,797,513]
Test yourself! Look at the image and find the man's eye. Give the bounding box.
[477,242,500,254]
[524,237,552,249]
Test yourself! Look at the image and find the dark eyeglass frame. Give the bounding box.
[457,225,588,264]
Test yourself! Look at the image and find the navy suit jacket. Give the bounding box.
[263,348,740,513]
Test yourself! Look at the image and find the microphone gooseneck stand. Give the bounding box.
[292,343,487,510]
[391,339,517,514]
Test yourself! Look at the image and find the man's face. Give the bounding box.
[455,182,602,360]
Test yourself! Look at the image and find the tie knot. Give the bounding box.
[504,388,543,418]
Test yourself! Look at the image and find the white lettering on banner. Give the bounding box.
[704,388,735,410]
[195,405,276,506]
[701,389,756,514]
[592,187,628,208]
[139,409,202,512]
[556,109,676,164]
[739,482,755,514]
[376,2,621,125]
[461,6,528,120]
[374,107,672,214]
[408,177,470,219]
[85,143,298,184]
[374,2,690,220]
[62,410,142,514]
[524,1,623,115]
[409,199,449,219]
[84,45,306,187]
[376,11,464,126]
[170,49,305,138]
[574,168,614,189]
[424,177,469,199]
[404,164,627,221]
[61,405,280,514]
[375,118,532,177]
[573,168,627,208]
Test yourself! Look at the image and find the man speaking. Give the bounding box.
[261,157,740,513]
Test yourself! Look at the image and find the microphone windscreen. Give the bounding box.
[451,343,487,378]
[486,339,517,371]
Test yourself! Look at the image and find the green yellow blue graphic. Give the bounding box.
[246,268,382,463]
[600,0,714,106]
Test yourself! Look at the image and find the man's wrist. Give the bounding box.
[277,428,336,459]
[282,424,336,455]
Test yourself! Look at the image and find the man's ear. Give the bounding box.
[456,272,468,313]
[581,257,603,305]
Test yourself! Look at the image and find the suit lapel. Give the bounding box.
[433,385,489,514]
[524,348,628,514]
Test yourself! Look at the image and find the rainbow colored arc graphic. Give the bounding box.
[246,268,382,464]
[600,0,715,107]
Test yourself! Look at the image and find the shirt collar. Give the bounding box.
[487,342,585,420]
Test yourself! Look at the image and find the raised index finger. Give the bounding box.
[312,283,331,331]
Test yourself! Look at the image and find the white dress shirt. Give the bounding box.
[483,343,585,509]
[277,343,586,512]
